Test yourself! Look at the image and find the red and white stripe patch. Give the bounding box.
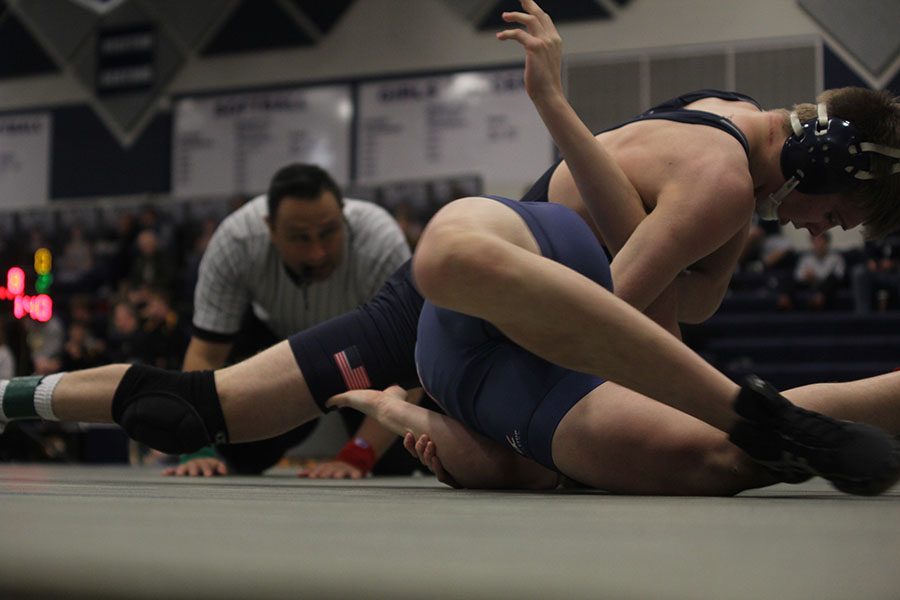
[333,349,372,390]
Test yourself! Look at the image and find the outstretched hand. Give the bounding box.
[297,459,366,479]
[326,385,408,415]
[496,0,564,104]
[162,457,229,477]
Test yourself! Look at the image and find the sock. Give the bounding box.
[0,373,65,424]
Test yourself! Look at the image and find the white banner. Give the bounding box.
[356,69,552,193]
[0,113,51,210]
[173,86,352,198]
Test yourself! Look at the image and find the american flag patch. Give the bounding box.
[333,346,372,390]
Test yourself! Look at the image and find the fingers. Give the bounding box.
[161,458,227,477]
[297,460,364,479]
[404,432,444,477]
[405,432,460,488]
[403,431,417,456]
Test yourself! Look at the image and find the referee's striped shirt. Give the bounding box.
[192,195,411,341]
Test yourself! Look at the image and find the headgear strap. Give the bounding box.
[757,103,900,221]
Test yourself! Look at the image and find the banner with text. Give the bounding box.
[0,113,51,210]
[356,69,552,193]
[173,86,352,198]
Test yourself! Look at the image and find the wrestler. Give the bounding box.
[1,1,898,495]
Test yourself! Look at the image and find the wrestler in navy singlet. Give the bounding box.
[521,89,761,203]
[288,90,760,423]
[415,196,612,470]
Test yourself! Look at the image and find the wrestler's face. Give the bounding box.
[267,191,346,282]
[777,191,866,236]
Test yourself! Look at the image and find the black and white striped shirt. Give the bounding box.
[192,195,410,340]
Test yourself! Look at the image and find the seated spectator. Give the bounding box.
[0,325,15,379]
[25,316,65,374]
[851,232,900,313]
[140,287,188,369]
[734,217,797,294]
[106,300,145,364]
[56,224,94,287]
[128,229,176,292]
[784,232,846,310]
[61,321,106,371]
[67,294,107,340]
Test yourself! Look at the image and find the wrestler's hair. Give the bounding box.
[781,88,900,239]
[267,163,344,219]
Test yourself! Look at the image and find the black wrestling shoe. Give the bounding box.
[728,375,900,495]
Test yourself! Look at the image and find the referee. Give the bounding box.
[166,163,414,477]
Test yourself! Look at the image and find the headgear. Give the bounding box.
[757,103,900,220]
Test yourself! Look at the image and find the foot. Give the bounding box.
[729,375,900,495]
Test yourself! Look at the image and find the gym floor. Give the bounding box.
[1,464,898,599]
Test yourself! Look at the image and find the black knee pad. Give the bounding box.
[111,365,229,454]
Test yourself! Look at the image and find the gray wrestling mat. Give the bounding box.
[1,465,898,599]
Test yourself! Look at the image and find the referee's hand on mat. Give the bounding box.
[162,457,229,477]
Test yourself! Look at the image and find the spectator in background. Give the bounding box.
[61,321,106,371]
[179,217,217,305]
[104,212,139,286]
[106,300,145,364]
[851,232,900,313]
[67,294,107,340]
[56,224,95,289]
[0,325,15,380]
[140,287,188,369]
[24,316,65,375]
[137,204,176,253]
[787,232,846,310]
[734,217,798,298]
[128,229,176,292]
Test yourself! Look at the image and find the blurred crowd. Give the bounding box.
[0,198,238,381]
[733,216,900,314]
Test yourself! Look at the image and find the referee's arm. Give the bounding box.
[182,337,232,371]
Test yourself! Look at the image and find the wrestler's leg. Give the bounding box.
[414,196,739,431]
[553,372,900,496]
[778,370,900,434]
[43,341,321,443]
[329,388,557,490]
[552,383,770,496]
[213,341,322,441]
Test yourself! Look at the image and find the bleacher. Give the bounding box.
[684,298,900,391]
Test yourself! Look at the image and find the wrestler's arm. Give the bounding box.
[497,1,646,256]
[609,169,754,329]
[328,387,558,490]
[674,226,750,323]
[298,389,426,479]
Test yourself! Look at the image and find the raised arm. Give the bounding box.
[497,0,645,255]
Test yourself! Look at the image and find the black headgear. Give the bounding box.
[757,103,900,221]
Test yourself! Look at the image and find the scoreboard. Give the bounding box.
[0,248,53,322]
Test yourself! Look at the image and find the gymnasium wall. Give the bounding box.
[0,0,896,251]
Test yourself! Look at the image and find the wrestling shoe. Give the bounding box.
[728,375,900,495]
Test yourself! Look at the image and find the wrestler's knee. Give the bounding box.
[414,225,506,304]
[111,364,229,455]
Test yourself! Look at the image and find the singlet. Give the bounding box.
[520,89,762,203]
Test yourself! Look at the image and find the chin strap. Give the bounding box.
[757,175,800,221]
